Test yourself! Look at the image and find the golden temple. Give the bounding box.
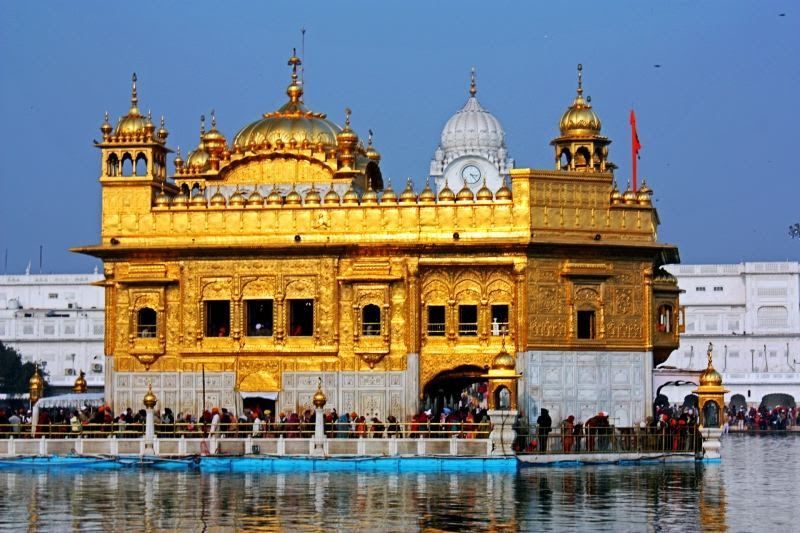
[75,52,681,426]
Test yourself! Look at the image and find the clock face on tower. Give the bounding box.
[461,164,482,184]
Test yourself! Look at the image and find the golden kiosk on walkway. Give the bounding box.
[693,343,728,429]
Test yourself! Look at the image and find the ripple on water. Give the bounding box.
[0,435,797,532]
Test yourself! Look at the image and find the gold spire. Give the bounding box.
[469,67,477,97]
[312,376,327,408]
[576,63,583,97]
[130,72,138,111]
[287,48,303,103]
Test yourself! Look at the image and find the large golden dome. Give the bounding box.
[232,52,343,151]
[558,64,602,137]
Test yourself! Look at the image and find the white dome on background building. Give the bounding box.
[430,69,513,195]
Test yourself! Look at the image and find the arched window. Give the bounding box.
[106,153,119,176]
[180,183,190,196]
[577,308,596,339]
[362,304,381,336]
[559,148,571,170]
[121,153,133,176]
[137,307,157,338]
[658,304,673,333]
[495,386,511,410]
[135,153,148,176]
[574,147,591,170]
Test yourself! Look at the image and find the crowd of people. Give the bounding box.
[728,405,798,431]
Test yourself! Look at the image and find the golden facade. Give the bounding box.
[75,54,680,423]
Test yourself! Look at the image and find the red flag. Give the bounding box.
[630,110,642,191]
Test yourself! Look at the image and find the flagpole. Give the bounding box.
[630,109,641,192]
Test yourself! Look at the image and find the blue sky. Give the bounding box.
[0,1,797,273]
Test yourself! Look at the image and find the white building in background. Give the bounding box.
[657,262,800,406]
[0,270,105,392]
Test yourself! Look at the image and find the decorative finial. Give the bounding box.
[176,146,181,157]
[288,47,301,83]
[211,109,216,128]
[160,115,165,128]
[707,342,714,368]
[147,110,152,122]
[131,72,138,107]
[104,111,109,123]
[344,107,351,128]
[577,64,583,96]
[469,67,477,97]
[200,114,206,135]
[368,129,374,146]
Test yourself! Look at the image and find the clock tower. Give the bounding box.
[430,69,513,195]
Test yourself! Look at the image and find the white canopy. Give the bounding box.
[239,392,278,400]
[35,393,105,409]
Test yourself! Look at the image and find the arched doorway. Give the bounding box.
[422,365,487,418]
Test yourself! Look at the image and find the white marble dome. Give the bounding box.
[440,96,506,152]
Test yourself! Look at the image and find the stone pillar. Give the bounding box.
[488,409,517,456]
[143,384,157,456]
[700,427,723,461]
[311,407,325,456]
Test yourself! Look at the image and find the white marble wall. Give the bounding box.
[113,371,237,415]
[280,371,407,420]
[518,350,651,428]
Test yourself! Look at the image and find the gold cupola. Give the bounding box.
[266,184,283,206]
[172,188,189,208]
[637,179,653,206]
[622,180,637,205]
[419,178,436,204]
[229,186,246,207]
[285,184,302,205]
[28,365,44,404]
[456,179,475,202]
[495,178,512,201]
[342,183,359,205]
[312,377,327,409]
[186,116,211,174]
[399,179,417,203]
[322,186,340,205]
[232,49,343,154]
[610,181,622,205]
[73,370,87,394]
[551,64,612,173]
[247,186,264,207]
[476,177,493,201]
[365,129,381,163]
[210,187,227,207]
[381,179,398,204]
[203,111,228,170]
[100,111,113,140]
[190,187,208,207]
[304,184,322,205]
[154,187,170,208]
[157,116,169,141]
[114,73,149,139]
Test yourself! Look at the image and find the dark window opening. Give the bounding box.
[458,305,478,336]
[246,299,273,337]
[577,310,596,339]
[491,304,509,336]
[427,305,445,336]
[137,307,157,338]
[206,300,230,337]
[362,304,381,336]
[289,299,314,336]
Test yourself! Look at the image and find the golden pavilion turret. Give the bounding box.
[77,52,681,430]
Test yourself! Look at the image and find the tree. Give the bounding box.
[0,341,49,395]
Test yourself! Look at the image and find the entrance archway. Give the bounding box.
[422,365,487,418]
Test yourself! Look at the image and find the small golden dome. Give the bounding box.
[610,182,622,205]
[73,370,87,394]
[266,185,283,206]
[381,180,398,203]
[157,116,168,140]
[456,181,475,202]
[29,366,43,402]
[438,183,455,202]
[186,147,209,173]
[190,189,207,207]
[114,73,149,138]
[203,112,227,156]
[172,189,189,208]
[143,384,158,409]
[100,111,113,137]
[285,185,302,205]
[699,366,723,387]
[173,147,184,170]
[247,187,264,207]
[491,341,516,371]
[337,109,359,145]
[559,65,602,136]
[305,185,322,205]
[145,111,156,137]
[495,180,512,201]
[637,180,653,206]
[366,129,381,162]
[210,188,226,207]
[419,179,436,203]
[399,179,418,203]
[324,187,341,205]
[476,178,493,201]
[154,188,170,208]
[362,184,378,205]
[229,187,246,207]
[312,378,327,408]
[622,181,637,205]
[342,183,359,204]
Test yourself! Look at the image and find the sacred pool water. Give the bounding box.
[0,434,795,532]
